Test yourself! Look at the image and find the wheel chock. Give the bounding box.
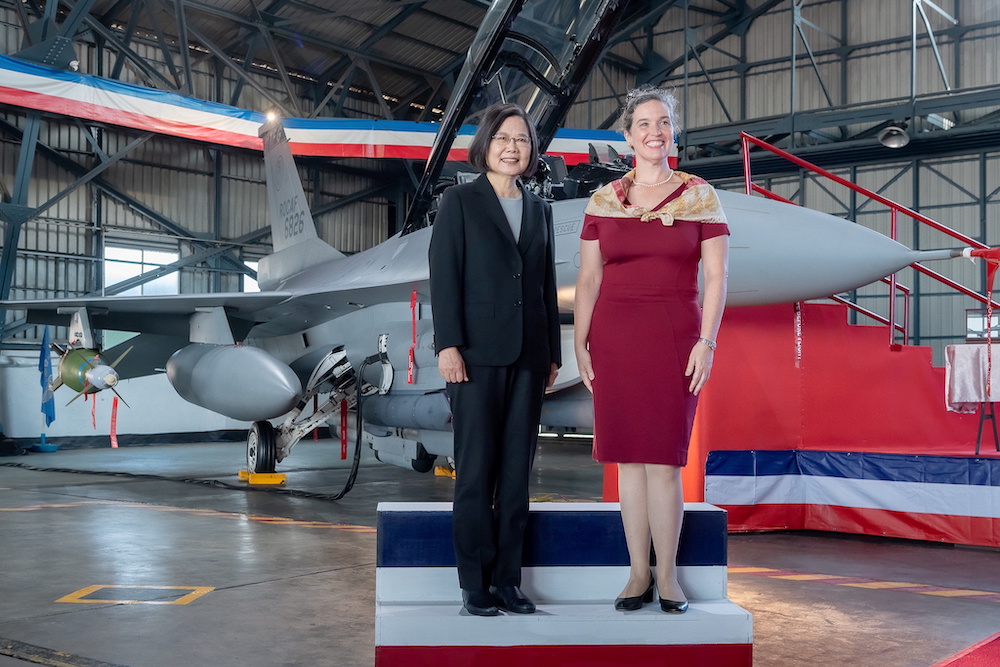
[433,465,456,479]
[238,470,287,485]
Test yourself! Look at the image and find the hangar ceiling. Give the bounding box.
[6,0,674,120]
[4,1,1000,171]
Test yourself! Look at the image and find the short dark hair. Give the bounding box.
[616,85,682,135]
[467,102,539,178]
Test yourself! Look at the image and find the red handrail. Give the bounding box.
[829,276,911,344]
[740,132,997,347]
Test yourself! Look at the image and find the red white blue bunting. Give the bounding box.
[705,450,1000,548]
[0,54,628,165]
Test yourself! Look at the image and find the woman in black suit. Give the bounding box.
[429,102,561,616]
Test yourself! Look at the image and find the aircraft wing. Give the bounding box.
[2,277,429,378]
[3,292,294,338]
[2,279,433,340]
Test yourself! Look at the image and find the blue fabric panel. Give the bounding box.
[797,451,863,479]
[860,452,926,482]
[754,450,800,476]
[377,507,728,568]
[705,450,799,476]
[862,452,974,484]
[705,449,755,476]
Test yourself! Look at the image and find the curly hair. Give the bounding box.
[616,85,682,136]
[467,102,540,178]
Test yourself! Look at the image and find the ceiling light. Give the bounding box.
[877,124,909,149]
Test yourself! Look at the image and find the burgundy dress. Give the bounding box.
[581,182,730,466]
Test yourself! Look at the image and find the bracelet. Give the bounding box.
[698,337,717,351]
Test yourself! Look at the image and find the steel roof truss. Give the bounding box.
[793,0,837,110]
[247,0,302,116]
[913,0,958,94]
[183,22,297,114]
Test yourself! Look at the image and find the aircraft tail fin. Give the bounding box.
[257,119,343,289]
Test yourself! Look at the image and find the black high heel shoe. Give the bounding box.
[658,597,689,614]
[614,579,655,611]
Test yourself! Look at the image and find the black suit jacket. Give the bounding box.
[429,174,562,373]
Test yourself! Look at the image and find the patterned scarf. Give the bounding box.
[584,169,728,226]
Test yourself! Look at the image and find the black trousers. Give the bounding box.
[448,364,547,591]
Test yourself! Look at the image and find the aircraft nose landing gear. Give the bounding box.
[246,420,277,474]
[244,346,358,475]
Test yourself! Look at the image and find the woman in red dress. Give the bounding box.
[574,86,730,613]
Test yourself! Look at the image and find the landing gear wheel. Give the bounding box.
[247,421,277,474]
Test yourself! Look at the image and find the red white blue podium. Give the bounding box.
[375,502,752,666]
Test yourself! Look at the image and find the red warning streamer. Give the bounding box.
[408,290,418,384]
[110,396,119,448]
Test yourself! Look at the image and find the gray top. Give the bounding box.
[497,193,523,242]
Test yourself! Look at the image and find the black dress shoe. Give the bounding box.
[489,585,536,614]
[462,589,500,616]
[614,579,655,611]
[659,597,689,614]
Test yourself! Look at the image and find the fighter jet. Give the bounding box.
[0,0,984,480]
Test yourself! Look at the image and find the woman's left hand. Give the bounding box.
[685,340,715,395]
[547,363,559,389]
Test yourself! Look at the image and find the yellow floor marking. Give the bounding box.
[922,589,999,597]
[772,574,849,581]
[728,566,778,574]
[57,585,214,605]
[841,581,929,589]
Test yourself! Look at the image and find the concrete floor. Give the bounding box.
[1,437,998,667]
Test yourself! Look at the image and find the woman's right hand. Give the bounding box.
[438,346,469,383]
[576,345,595,393]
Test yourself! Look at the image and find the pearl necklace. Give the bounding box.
[632,169,674,187]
